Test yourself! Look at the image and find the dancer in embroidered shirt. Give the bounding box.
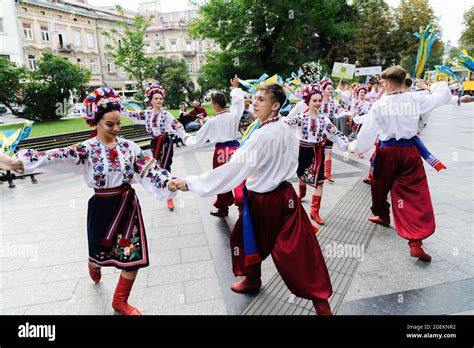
[121,84,187,211]
[284,84,350,226]
[184,75,246,217]
[350,66,454,262]
[173,83,334,315]
[0,88,179,315]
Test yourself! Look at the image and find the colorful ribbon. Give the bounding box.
[413,24,440,78]
[0,121,33,154]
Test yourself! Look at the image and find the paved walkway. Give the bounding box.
[0,103,472,315]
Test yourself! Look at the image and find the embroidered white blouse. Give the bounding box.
[121,107,187,139]
[283,112,349,151]
[14,137,176,201]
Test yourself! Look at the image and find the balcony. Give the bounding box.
[58,43,73,52]
[184,50,196,57]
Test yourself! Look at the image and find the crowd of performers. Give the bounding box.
[1,66,473,316]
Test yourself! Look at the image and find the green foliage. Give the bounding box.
[22,53,90,122]
[0,58,27,115]
[460,6,474,52]
[102,5,156,101]
[189,0,356,86]
[394,0,444,74]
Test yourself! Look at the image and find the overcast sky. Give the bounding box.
[95,0,473,46]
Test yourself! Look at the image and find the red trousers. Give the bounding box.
[371,146,435,241]
[230,182,333,301]
[213,145,239,209]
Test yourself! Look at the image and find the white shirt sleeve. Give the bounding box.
[349,108,380,154]
[133,144,177,201]
[165,112,187,139]
[120,107,148,125]
[228,88,246,121]
[323,116,349,151]
[185,135,260,197]
[416,82,453,114]
[14,144,89,175]
[184,117,215,146]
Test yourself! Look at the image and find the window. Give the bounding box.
[74,31,81,46]
[86,32,94,48]
[40,11,45,15]
[90,59,96,73]
[145,43,151,53]
[27,54,37,70]
[102,34,111,46]
[107,59,115,73]
[23,23,33,40]
[198,41,203,52]
[171,40,177,52]
[76,58,84,68]
[58,15,62,19]
[22,7,27,12]
[185,40,192,52]
[0,18,4,33]
[187,60,193,73]
[41,26,50,42]
[155,41,161,51]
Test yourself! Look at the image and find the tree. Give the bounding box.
[393,0,444,74]
[152,56,194,108]
[102,5,156,104]
[22,53,90,122]
[0,58,27,116]
[460,6,474,52]
[352,0,399,68]
[189,0,356,87]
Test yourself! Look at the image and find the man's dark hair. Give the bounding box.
[257,83,286,110]
[211,92,227,109]
[381,66,407,86]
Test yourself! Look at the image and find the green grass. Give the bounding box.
[0,105,217,138]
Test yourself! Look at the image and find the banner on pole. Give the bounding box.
[354,66,382,76]
[331,62,356,79]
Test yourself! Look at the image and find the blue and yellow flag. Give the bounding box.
[413,23,440,78]
[435,65,459,81]
[455,50,474,72]
[0,121,33,154]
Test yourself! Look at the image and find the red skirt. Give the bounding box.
[371,145,435,240]
[213,142,240,209]
[230,182,333,300]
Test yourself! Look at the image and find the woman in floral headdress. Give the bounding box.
[0,87,179,315]
[121,84,188,210]
[284,84,350,226]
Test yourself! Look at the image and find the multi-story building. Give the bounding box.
[144,9,219,87]
[0,0,25,65]
[16,0,104,88]
[13,0,217,92]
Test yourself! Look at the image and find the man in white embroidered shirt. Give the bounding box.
[349,65,454,262]
[175,83,333,315]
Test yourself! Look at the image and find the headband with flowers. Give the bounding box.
[82,87,121,127]
[301,84,323,105]
[318,77,333,92]
[355,85,368,97]
[145,83,166,103]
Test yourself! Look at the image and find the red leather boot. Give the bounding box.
[311,195,325,225]
[167,199,174,211]
[299,184,307,200]
[313,299,332,315]
[88,262,101,284]
[324,159,335,183]
[409,240,432,262]
[230,276,262,293]
[112,275,142,315]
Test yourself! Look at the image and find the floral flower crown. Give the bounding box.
[355,85,368,96]
[318,77,333,91]
[145,84,166,102]
[82,87,121,127]
[301,83,323,105]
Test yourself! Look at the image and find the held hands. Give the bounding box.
[415,79,429,91]
[167,179,189,192]
[460,95,473,104]
[0,153,19,171]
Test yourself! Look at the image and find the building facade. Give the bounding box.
[0,0,25,65]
